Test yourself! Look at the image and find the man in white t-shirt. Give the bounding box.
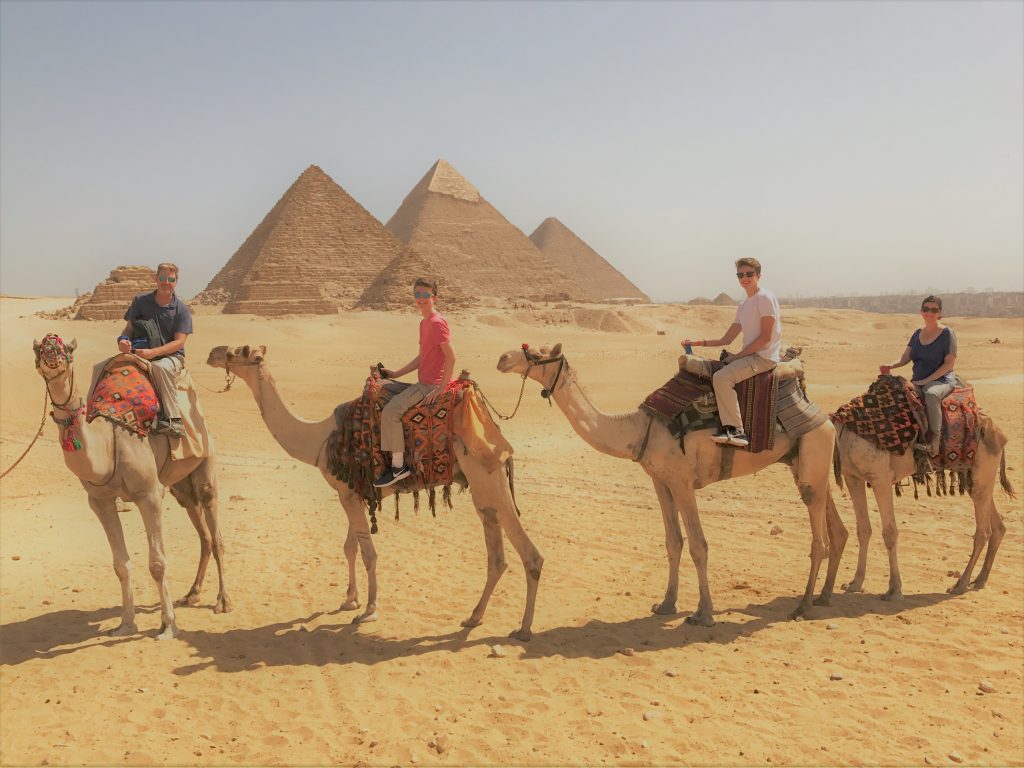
[682,258,782,447]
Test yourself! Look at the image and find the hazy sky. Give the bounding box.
[1,0,1021,302]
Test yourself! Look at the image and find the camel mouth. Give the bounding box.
[496,353,522,374]
[206,346,230,367]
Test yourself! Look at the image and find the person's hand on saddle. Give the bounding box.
[117,338,132,354]
[879,364,892,376]
[134,348,157,361]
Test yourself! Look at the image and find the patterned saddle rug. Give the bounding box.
[86,358,159,436]
[639,360,826,453]
[326,375,511,533]
[830,375,980,472]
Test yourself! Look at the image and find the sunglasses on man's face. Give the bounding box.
[921,306,940,313]
[158,275,176,283]
[414,290,433,299]
[736,271,757,279]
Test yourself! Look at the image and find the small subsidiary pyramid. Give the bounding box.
[528,218,649,302]
[363,159,578,306]
[712,292,737,306]
[197,165,404,315]
[75,266,157,320]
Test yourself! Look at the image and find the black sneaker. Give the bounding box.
[710,427,731,444]
[373,465,412,488]
[726,428,749,448]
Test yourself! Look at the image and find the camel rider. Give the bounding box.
[682,257,782,448]
[117,262,192,437]
[373,278,456,488]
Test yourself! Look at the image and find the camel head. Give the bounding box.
[206,344,266,373]
[33,333,77,380]
[497,343,563,383]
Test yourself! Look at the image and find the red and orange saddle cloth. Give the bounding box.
[86,357,159,436]
[327,376,474,531]
[831,375,979,471]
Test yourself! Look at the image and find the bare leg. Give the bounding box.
[461,505,508,629]
[135,491,178,639]
[870,483,903,601]
[668,481,714,627]
[651,479,683,615]
[89,495,138,636]
[841,475,871,593]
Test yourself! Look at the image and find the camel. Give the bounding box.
[32,334,231,640]
[206,344,543,641]
[497,343,848,626]
[835,412,1014,600]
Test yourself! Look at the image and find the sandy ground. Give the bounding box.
[1,296,1022,767]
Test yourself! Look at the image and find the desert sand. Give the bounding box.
[1,296,1021,766]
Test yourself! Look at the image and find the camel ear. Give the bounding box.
[551,342,562,357]
[258,345,266,357]
[32,339,40,353]
[241,345,251,358]
[67,339,77,354]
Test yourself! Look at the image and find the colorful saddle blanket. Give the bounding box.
[86,359,159,436]
[639,362,810,453]
[326,376,511,531]
[830,376,979,471]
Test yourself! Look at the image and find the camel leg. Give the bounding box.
[194,461,231,613]
[462,452,543,641]
[668,481,714,627]
[815,489,848,605]
[841,475,871,593]
[134,491,179,639]
[169,478,209,608]
[89,495,138,636]
[791,432,831,619]
[870,483,903,601]
[461,505,508,629]
[338,489,378,623]
[650,479,683,616]
[949,490,997,595]
[973,504,1005,590]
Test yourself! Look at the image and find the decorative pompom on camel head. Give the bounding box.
[33,333,76,377]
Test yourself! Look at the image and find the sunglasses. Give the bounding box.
[920,306,940,313]
[736,271,757,279]
[158,275,177,283]
[414,290,433,299]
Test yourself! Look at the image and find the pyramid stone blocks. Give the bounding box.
[75,266,157,320]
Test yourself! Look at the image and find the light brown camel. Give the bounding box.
[835,414,1014,600]
[206,344,543,640]
[33,334,231,640]
[497,343,848,626]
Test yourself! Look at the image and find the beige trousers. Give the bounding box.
[150,355,185,420]
[380,382,434,457]
[712,355,777,430]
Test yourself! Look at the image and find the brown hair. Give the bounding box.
[921,295,942,311]
[735,258,761,274]
[414,278,438,296]
[156,262,180,277]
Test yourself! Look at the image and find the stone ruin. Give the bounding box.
[74,266,156,320]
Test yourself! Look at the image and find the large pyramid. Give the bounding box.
[528,217,649,302]
[75,266,156,320]
[365,159,578,306]
[197,165,404,315]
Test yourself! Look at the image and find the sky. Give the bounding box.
[1,0,1021,303]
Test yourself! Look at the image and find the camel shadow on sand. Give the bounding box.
[168,588,962,676]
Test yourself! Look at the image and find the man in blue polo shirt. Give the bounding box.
[117,262,193,437]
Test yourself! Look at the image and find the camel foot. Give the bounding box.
[214,595,234,614]
[789,602,812,620]
[155,623,180,640]
[175,591,201,607]
[338,598,360,612]
[813,595,832,607]
[880,588,904,602]
[460,616,483,629]
[651,601,678,616]
[352,610,378,625]
[108,622,139,637]
[971,578,988,591]
[509,627,532,642]
[947,582,970,596]
[684,612,714,627]
[841,581,865,593]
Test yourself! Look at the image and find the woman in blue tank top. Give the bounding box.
[878,295,958,456]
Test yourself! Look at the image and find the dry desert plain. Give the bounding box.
[1,295,1022,767]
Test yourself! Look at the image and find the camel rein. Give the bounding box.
[478,349,566,421]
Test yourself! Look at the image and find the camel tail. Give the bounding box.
[832,443,845,493]
[506,457,521,517]
[999,450,1016,500]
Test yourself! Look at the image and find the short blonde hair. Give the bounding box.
[156,262,180,277]
[735,258,761,274]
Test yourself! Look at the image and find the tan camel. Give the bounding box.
[835,414,1014,600]
[33,334,231,640]
[497,343,847,626]
[206,344,543,640]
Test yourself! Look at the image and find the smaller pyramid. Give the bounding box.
[712,292,737,306]
[75,266,156,320]
[687,297,713,305]
[357,247,473,311]
[528,218,649,302]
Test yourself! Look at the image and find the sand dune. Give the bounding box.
[1,297,1021,766]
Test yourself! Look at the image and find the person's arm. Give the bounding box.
[136,332,188,361]
[682,323,741,349]
[724,316,775,362]
[383,355,420,379]
[423,342,456,404]
[879,347,912,375]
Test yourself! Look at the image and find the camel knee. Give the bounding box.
[526,551,544,582]
[490,551,508,576]
[112,559,131,581]
[196,482,216,507]
[881,525,898,550]
[798,483,816,506]
[148,557,167,582]
[686,537,708,559]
